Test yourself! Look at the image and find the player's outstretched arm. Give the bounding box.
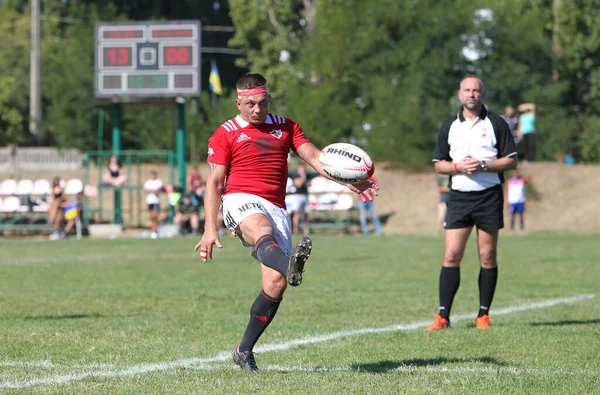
[194,162,226,262]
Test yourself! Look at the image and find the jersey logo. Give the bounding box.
[270,129,283,139]
[221,119,238,132]
[236,133,251,143]
[207,148,214,156]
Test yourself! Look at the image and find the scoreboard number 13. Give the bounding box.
[103,47,132,67]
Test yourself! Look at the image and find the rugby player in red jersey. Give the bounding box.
[194,73,379,373]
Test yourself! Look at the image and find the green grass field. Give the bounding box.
[1,233,599,394]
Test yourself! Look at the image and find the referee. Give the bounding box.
[427,75,518,330]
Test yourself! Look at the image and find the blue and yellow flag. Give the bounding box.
[209,62,223,96]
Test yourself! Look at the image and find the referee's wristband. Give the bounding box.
[453,163,460,173]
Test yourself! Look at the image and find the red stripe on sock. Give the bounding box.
[261,289,282,303]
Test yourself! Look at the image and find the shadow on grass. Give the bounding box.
[353,356,505,373]
[379,212,395,226]
[530,319,600,327]
[21,313,104,320]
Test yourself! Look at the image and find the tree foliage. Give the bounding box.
[1,0,600,165]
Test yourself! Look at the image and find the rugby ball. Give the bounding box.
[319,143,375,184]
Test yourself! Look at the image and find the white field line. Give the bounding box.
[0,361,115,369]
[0,293,595,389]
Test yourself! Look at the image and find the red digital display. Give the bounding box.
[103,47,133,67]
[103,30,144,39]
[152,29,193,38]
[163,46,193,66]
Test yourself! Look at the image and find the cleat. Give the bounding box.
[233,346,260,373]
[426,314,450,331]
[287,236,312,287]
[476,314,491,329]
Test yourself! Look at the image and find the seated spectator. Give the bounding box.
[186,165,205,206]
[102,155,128,187]
[175,194,201,236]
[62,193,83,239]
[144,170,164,239]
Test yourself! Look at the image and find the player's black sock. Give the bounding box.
[478,267,498,317]
[238,289,281,353]
[253,234,288,277]
[438,266,460,320]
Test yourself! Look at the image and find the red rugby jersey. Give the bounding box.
[207,114,310,208]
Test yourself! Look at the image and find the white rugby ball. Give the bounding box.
[319,143,375,184]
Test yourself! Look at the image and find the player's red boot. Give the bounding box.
[426,314,450,331]
[476,315,491,329]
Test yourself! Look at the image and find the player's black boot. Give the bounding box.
[287,236,312,287]
[233,347,260,373]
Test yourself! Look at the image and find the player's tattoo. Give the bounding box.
[207,163,218,176]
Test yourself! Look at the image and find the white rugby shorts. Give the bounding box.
[222,193,292,256]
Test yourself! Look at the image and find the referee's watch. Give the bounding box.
[481,160,489,172]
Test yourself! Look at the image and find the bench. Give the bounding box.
[305,176,358,233]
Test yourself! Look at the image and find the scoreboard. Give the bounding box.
[95,21,201,99]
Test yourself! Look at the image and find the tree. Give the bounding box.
[0,9,30,144]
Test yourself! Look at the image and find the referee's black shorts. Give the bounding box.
[445,185,504,231]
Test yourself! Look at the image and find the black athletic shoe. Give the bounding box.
[287,236,312,287]
[232,347,260,373]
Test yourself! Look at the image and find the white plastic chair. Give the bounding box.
[307,176,330,193]
[65,179,84,195]
[15,179,34,195]
[0,179,17,196]
[33,179,52,196]
[333,193,354,210]
[285,177,296,194]
[330,180,350,192]
[1,196,21,212]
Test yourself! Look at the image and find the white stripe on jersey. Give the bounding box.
[221,119,238,132]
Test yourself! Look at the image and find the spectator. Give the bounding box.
[286,163,311,236]
[62,193,83,239]
[556,152,576,166]
[506,169,530,235]
[48,176,65,239]
[357,177,384,236]
[501,105,520,144]
[175,194,201,236]
[143,170,164,239]
[101,155,128,187]
[187,165,205,206]
[437,175,450,236]
[517,103,536,161]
